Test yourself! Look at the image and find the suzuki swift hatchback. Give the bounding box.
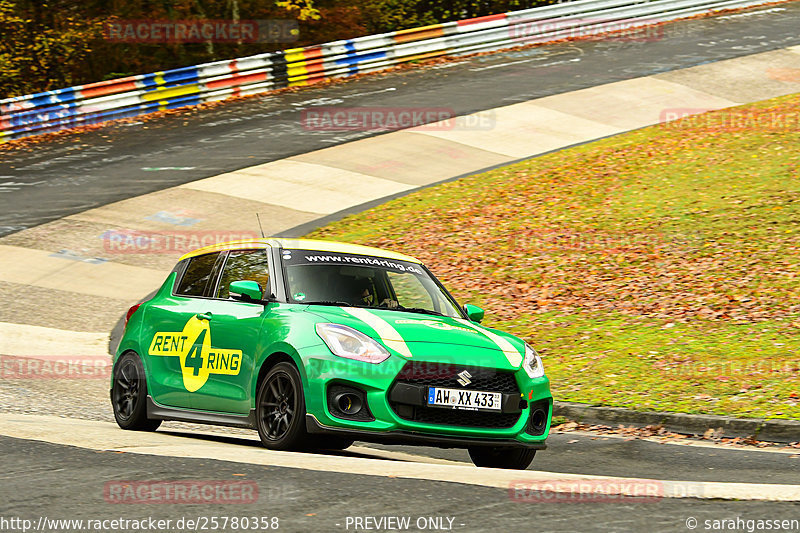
[112,238,552,469]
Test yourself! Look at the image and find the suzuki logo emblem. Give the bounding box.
[456,370,472,387]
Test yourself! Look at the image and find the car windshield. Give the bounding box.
[281,249,464,318]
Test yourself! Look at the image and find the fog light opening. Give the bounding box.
[335,392,363,415]
[530,409,547,430]
[327,384,374,421]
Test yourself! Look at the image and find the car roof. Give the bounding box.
[178,238,423,264]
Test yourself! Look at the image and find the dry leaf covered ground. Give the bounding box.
[308,93,800,420]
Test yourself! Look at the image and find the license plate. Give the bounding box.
[427,387,502,411]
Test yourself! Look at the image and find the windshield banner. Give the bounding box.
[282,250,425,275]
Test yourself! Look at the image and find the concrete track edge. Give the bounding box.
[1,413,799,501]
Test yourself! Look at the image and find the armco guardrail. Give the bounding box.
[0,0,777,143]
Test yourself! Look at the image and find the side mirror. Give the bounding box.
[229,280,263,302]
[463,304,485,323]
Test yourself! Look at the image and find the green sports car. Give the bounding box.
[111,238,551,469]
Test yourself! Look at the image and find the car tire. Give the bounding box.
[111,352,162,431]
[467,447,536,470]
[256,362,309,450]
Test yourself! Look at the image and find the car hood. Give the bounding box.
[306,305,525,369]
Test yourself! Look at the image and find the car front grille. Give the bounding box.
[394,361,520,393]
[389,361,521,429]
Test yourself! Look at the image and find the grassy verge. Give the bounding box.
[307,93,800,419]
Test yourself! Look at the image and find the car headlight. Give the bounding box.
[523,343,545,378]
[315,323,391,363]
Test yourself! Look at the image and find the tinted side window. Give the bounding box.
[175,252,222,297]
[216,249,271,299]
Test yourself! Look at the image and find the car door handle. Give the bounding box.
[196,312,213,321]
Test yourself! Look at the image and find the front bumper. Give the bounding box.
[306,414,547,450]
[300,348,553,446]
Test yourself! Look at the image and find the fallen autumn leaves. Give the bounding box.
[308,93,800,419]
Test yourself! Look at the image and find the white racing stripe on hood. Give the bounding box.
[454,318,523,367]
[341,307,413,358]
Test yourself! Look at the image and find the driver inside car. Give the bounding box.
[356,278,398,308]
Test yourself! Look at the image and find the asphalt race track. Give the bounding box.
[3,435,800,533]
[2,3,800,235]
